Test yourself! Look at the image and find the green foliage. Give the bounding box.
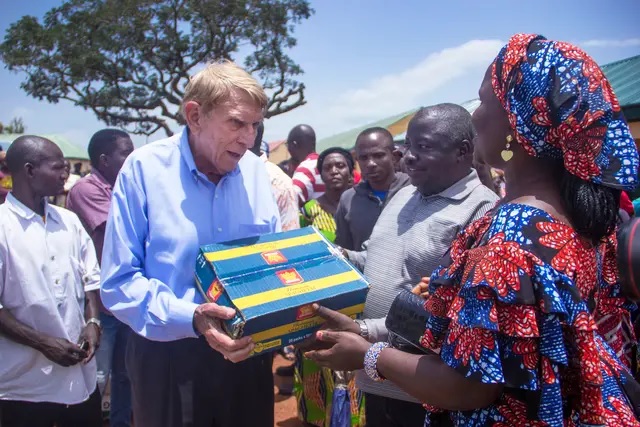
[0,117,26,134]
[0,0,313,136]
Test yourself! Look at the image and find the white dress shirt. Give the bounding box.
[0,193,100,404]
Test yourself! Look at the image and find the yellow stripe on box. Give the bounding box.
[204,233,323,262]
[249,303,365,343]
[233,270,361,310]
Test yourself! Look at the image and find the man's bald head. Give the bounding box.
[287,124,316,146]
[287,124,316,162]
[6,135,63,175]
[410,103,475,150]
[6,135,67,200]
[404,103,476,196]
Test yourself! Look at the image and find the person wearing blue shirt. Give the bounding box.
[100,61,281,427]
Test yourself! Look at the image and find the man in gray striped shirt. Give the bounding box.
[337,104,499,426]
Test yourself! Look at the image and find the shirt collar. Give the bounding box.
[90,168,112,190]
[260,152,269,163]
[5,192,62,223]
[365,181,388,193]
[428,170,482,201]
[360,172,404,195]
[179,127,241,180]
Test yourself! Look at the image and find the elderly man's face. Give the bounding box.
[190,89,263,177]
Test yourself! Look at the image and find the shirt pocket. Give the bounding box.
[6,274,51,310]
[67,257,86,302]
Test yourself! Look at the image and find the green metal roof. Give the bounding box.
[318,99,481,151]
[602,54,640,121]
[0,134,89,160]
[317,108,420,152]
[393,99,481,142]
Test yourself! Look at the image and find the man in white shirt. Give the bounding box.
[0,136,102,427]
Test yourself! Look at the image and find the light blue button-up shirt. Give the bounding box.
[100,128,281,341]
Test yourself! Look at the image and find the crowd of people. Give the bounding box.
[1,33,640,427]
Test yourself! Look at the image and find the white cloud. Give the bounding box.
[580,38,640,48]
[328,39,503,122]
[264,39,503,141]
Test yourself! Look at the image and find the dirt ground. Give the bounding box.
[272,353,304,427]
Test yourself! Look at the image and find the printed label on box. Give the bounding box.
[276,268,304,286]
[207,280,223,302]
[252,339,282,355]
[261,250,288,265]
[296,304,315,321]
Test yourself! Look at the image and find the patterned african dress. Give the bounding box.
[301,199,338,242]
[421,203,639,426]
[297,200,366,427]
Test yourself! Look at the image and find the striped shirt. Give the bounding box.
[292,153,325,203]
[347,170,499,403]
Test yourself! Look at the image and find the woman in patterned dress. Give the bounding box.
[305,34,640,426]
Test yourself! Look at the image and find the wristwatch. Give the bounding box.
[86,317,102,331]
[355,319,369,339]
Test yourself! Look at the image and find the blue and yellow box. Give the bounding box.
[195,227,370,356]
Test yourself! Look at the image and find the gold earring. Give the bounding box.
[501,135,514,162]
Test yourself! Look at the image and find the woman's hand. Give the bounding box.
[411,277,430,299]
[296,304,360,352]
[304,330,371,371]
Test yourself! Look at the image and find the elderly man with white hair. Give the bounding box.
[100,61,281,427]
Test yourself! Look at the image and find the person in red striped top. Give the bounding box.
[287,124,325,206]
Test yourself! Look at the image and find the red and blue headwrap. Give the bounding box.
[492,34,639,191]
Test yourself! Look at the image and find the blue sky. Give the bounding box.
[1,0,639,148]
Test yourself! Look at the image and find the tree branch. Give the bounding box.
[0,0,313,137]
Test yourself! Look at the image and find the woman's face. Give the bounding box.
[472,65,512,169]
[321,153,351,192]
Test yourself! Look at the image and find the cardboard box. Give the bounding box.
[195,227,370,356]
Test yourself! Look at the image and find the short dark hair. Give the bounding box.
[6,135,58,175]
[355,127,395,151]
[88,129,130,167]
[413,103,475,145]
[255,122,265,146]
[317,147,354,174]
[250,122,265,156]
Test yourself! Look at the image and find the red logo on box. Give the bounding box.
[261,250,288,265]
[296,304,315,320]
[276,268,303,286]
[207,280,223,302]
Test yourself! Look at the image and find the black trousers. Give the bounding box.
[364,393,427,427]
[126,333,274,427]
[0,388,102,427]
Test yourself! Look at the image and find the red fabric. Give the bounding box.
[353,170,361,184]
[620,191,634,216]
